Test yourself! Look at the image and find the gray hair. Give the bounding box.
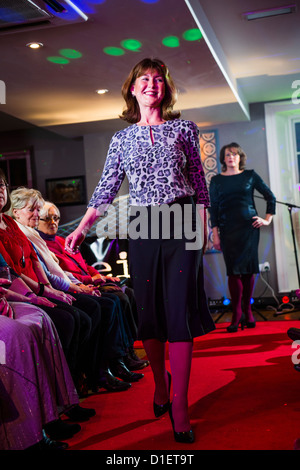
[39,201,60,220]
[9,187,45,218]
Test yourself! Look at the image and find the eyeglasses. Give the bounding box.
[40,216,60,223]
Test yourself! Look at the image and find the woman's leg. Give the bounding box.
[228,275,243,326]
[169,340,193,432]
[143,338,169,406]
[241,274,255,323]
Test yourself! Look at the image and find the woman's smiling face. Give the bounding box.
[131,69,165,110]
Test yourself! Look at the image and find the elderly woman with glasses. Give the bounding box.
[9,187,146,390]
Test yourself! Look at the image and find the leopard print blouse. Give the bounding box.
[88,119,210,212]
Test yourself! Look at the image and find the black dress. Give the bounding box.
[209,170,276,276]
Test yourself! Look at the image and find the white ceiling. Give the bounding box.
[1,0,300,137]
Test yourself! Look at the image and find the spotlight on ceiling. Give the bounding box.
[96,89,109,95]
[26,42,44,49]
[242,4,297,21]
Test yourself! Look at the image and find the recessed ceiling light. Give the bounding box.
[26,42,44,49]
[96,89,109,94]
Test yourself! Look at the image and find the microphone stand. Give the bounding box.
[255,195,300,316]
[277,199,300,286]
[256,196,300,286]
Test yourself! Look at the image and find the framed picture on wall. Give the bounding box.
[45,175,87,206]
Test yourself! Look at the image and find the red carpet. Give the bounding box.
[65,321,300,451]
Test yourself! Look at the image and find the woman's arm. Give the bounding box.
[212,226,221,251]
[19,272,74,304]
[3,277,56,307]
[65,207,101,253]
[252,171,276,228]
[252,213,273,228]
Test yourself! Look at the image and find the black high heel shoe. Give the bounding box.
[153,371,171,418]
[227,314,246,333]
[226,322,244,333]
[168,403,194,444]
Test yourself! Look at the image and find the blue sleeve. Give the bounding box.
[32,244,70,292]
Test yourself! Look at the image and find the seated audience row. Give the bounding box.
[0,172,147,450]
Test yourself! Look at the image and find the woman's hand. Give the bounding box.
[43,285,75,304]
[65,229,85,254]
[0,296,14,318]
[79,284,102,296]
[65,207,101,253]
[252,216,272,228]
[92,273,106,286]
[0,277,11,287]
[212,227,221,251]
[70,282,101,297]
[26,293,56,308]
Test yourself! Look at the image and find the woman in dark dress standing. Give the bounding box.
[65,58,215,443]
[209,142,276,332]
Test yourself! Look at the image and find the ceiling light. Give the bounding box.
[242,4,296,21]
[26,42,44,49]
[96,89,109,94]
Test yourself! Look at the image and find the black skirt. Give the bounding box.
[128,197,215,342]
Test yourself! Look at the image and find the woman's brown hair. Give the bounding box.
[0,169,11,213]
[120,57,181,123]
[219,142,247,172]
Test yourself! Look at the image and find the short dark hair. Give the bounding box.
[120,57,181,123]
[0,169,11,213]
[219,142,247,172]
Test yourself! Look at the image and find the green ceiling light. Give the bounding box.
[182,28,203,41]
[59,49,82,59]
[103,47,125,56]
[162,36,180,48]
[121,39,142,51]
[47,56,70,64]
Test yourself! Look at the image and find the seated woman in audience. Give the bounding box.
[0,173,99,396]
[9,186,146,390]
[0,274,84,450]
[37,200,148,371]
[0,254,96,443]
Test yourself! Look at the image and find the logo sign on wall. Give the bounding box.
[199,130,219,252]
